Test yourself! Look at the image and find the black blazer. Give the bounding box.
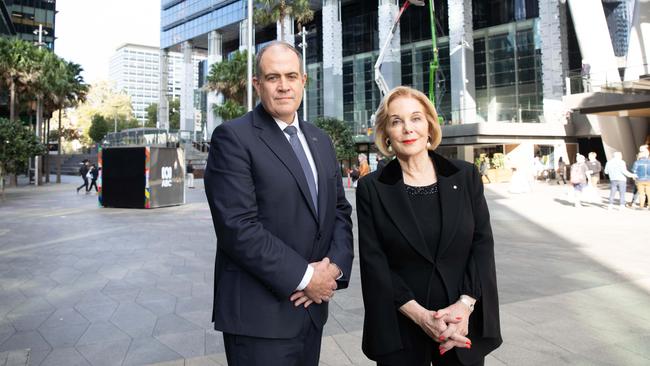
[356,151,501,364]
[204,104,354,339]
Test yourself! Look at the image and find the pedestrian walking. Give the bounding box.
[586,152,602,187]
[570,154,590,207]
[480,156,491,183]
[556,156,567,184]
[76,160,90,193]
[632,149,650,210]
[604,152,635,210]
[87,164,99,193]
[186,161,195,189]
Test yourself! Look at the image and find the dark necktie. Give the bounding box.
[284,125,318,211]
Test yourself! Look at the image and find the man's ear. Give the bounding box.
[252,76,260,93]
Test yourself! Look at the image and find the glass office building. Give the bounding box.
[4,0,55,49]
[161,0,648,166]
[109,43,204,125]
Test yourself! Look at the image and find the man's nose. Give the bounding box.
[277,77,289,91]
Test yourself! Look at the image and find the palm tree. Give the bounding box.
[254,0,314,41]
[47,61,87,183]
[0,38,42,122]
[205,50,248,120]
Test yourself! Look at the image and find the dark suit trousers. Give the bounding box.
[223,312,322,366]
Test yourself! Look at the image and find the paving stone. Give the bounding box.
[0,349,30,366]
[38,324,89,348]
[109,303,157,338]
[6,298,53,318]
[48,268,82,285]
[76,322,131,346]
[6,312,52,332]
[40,308,89,329]
[73,302,118,322]
[40,347,90,366]
[26,347,52,366]
[153,314,202,336]
[121,337,181,366]
[136,288,177,304]
[75,339,131,366]
[177,311,212,330]
[139,299,177,316]
[203,330,224,356]
[0,331,51,352]
[175,296,211,315]
[0,324,16,347]
[155,330,205,359]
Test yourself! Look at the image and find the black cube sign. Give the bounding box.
[148,147,185,208]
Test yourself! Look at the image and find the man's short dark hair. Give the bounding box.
[255,41,304,77]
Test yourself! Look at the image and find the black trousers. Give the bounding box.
[223,313,322,366]
[375,321,484,366]
[76,177,88,192]
[88,179,98,192]
[378,350,484,366]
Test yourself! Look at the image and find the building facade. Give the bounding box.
[109,43,204,126]
[3,0,55,49]
[160,0,649,168]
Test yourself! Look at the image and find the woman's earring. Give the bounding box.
[386,138,393,153]
[427,136,432,148]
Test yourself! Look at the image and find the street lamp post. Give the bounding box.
[32,24,48,186]
[298,26,308,121]
[247,0,254,111]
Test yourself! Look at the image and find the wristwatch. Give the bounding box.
[459,296,475,313]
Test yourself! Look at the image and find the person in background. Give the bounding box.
[376,153,389,171]
[186,161,195,189]
[586,152,602,187]
[570,154,590,207]
[76,160,89,194]
[632,149,650,210]
[358,153,370,178]
[87,164,100,193]
[479,156,491,184]
[603,152,636,210]
[556,156,567,185]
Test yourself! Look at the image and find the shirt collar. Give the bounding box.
[273,113,301,135]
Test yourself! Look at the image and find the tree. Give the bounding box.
[71,81,134,141]
[254,0,314,41]
[145,103,158,127]
[0,117,45,194]
[0,38,42,122]
[88,114,109,143]
[205,51,248,121]
[212,100,247,122]
[314,117,355,161]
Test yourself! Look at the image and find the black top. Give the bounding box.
[404,182,448,310]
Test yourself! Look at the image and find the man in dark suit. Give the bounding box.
[204,41,353,366]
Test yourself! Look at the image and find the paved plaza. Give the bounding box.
[1,175,649,366]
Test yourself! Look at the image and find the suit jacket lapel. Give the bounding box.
[436,174,463,259]
[375,163,433,263]
[301,121,327,229]
[252,105,318,220]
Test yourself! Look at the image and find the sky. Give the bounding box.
[54,0,160,85]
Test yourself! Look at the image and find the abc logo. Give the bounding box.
[161,166,173,187]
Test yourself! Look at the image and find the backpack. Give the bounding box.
[570,164,585,184]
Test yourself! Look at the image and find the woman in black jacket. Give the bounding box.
[357,86,501,366]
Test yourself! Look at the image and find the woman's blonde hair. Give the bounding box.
[374,86,442,157]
